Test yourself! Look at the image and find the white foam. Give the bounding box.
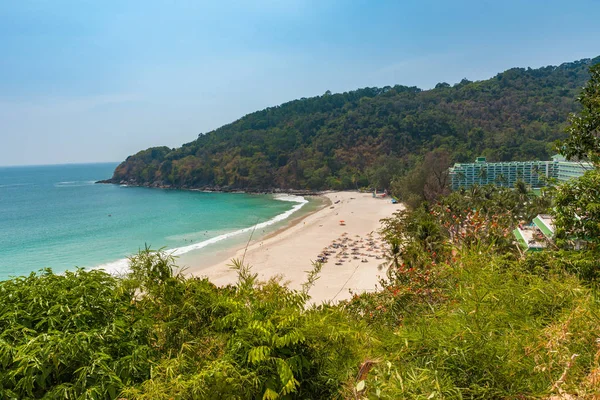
[54,180,96,187]
[272,194,307,203]
[170,194,308,256]
[94,258,130,275]
[94,194,309,274]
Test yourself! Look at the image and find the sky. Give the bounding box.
[1,0,599,166]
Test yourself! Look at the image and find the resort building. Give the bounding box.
[449,156,594,190]
[552,155,594,182]
[449,157,556,190]
[513,214,555,252]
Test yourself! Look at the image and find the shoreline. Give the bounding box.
[174,194,329,274]
[94,192,319,277]
[258,195,331,242]
[184,191,403,304]
[96,179,322,196]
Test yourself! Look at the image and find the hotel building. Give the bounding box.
[449,156,593,190]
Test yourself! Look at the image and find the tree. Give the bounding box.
[477,167,488,184]
[495,173,508,187]
[392,150,451,208]
[456,171,466,186]
[557,63,600,165]
[422,150,452,203]
[554,169,600,249]
[554,61,600,249]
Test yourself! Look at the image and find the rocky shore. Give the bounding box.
[95,178,322,196]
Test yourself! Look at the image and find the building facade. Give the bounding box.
[449,157,557,190]
[552,155,594,182]
[449,156,594,190]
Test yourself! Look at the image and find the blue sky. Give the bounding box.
[1,0,599,166]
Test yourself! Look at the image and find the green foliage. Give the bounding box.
[0,268,154,399]
[390,183,550,262]
[553,169,600,249]
[120,258,368,399]
[346,181,600,398]
[391,150,451,209]
[0,250,369,399]
[553,61,600,250]
[557,62,600,165]
[361,251,600,399]
[438,182,552,250]
[346,184,554,333]
[110,58,599,190]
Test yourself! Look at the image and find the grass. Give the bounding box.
[354,250,600,399]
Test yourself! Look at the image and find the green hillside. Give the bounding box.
[106,57,599,191]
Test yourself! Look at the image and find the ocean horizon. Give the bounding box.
[0,163,311,280]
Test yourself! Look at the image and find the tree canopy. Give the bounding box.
[106,57,600,191]
[554,63,600,249]
[558,63,600,164]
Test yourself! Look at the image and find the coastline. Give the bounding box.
[257,195,332,242]
[183,191,403,304]
[96,179,322,196]
[93,192,320,277]
[174,194,328,273]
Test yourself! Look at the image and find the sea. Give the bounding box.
[0,163,315,281]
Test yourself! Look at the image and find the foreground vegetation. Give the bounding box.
[0,253,367,399]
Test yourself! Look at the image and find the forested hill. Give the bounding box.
[105,56,600,191]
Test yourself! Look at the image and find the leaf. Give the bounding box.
[248,346,271,364]
[262,387,279,400]
[356,380,365,392]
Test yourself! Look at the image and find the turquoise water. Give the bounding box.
[0,163,307,280]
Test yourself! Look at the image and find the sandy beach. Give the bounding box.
[186,191,403,304]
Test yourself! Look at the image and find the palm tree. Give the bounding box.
[495,173,508,187]
[468,184,483,201]
[455,171,466,189]
[514,180,529,197]
[477,167,488,185]
[384,237,402,280]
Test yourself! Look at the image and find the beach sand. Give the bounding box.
[185,191,403,304]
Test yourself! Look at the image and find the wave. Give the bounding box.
[54,180,96,187]
[170,194,307,256]
[272,194,307,203]
[93,258,131,276]
[95,194,308,274]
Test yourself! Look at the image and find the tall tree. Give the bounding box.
[557,63,600,165]
[554,62,600,249]
[393,150,451,208]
